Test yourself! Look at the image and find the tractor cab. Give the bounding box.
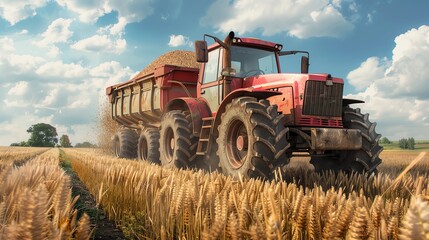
[195,32,311,112]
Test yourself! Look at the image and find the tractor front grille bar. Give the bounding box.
[302,81,343,117]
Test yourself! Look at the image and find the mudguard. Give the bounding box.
[343,98,365,106]
[213,89,281,136]
[164,98,212,137]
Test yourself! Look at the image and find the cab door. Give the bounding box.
[200,48,223,112]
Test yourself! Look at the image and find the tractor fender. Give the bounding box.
[343,98,365,107]
[213,89,281,137]
[164,98,212,137]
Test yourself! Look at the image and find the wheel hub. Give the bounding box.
[170,137,175,150]
[236,135,248,151]
[226,119,248,169]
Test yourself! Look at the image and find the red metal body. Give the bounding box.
[106,37,345,130]
[106,65,199,128]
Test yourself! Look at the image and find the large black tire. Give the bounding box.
[113,128,138,159]
[310,107,383,174]
[159,110,197,168]
[216,97,290,180]
[137,128,160,164]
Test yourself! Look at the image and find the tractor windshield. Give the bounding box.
[231,46,278,78]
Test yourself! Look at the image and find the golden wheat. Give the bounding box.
[60,148,429,239]
[0,148,92,240]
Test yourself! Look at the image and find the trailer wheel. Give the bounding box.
[217,97,290,180]
[310,107,383,174]
[138,128,160,164]
[113,128,138,159]
[159,110,196,168]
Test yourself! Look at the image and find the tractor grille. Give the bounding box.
[302,81,343,117]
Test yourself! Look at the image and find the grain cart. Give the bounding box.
[106,32,382,179]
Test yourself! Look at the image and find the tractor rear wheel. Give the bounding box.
[137,128,160,164]
[159,110,197,168]
[310,107,382,174]
[113,128,138,159]
[217,97,290,180]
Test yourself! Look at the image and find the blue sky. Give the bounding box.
[0,0,428,146]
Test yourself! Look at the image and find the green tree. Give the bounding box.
[398,138,408,149]
[27,123,58,147]
[379,137,391,144]
[60,134,72,147]
[75,142,97,148]
[408,137,415,150]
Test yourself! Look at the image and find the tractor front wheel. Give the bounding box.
[217,97,290,180]
[113,128,138,159]
[310,107,382,174]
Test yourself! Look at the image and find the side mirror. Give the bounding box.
[301,56,309,74]
[194,41,208,63]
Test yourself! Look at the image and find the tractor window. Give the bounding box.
[203,48,222,84]
[231,46,278,78]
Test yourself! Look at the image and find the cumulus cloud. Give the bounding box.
[201,0,354,38]
[36,61,88,79]
[0,0,49,25]
[0,37,15,52]
[346,25,429,140]
[55,0,110,23]
[98,17,128,36]
[56,0,154,24]
[347,57,389,90]
[7,81,29,96]
[0,50,135,145]
[1,54,45,74]
[71,35,126,54]
[32,18,73,58]
[168,34,192,47]
[35,18,73,46]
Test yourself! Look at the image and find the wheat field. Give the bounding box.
[58,148,428,239]
[1,147,427,239]
[0,148,92,239]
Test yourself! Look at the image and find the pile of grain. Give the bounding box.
[131,50,199,80]
[97,50,199,152]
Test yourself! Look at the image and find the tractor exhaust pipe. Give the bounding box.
[222,31,235,76]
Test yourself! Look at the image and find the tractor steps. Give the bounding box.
[196,117,214,156]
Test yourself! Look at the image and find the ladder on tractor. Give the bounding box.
[196,117,214,156]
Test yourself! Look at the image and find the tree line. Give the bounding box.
[379,137,416,150]
[10,123,96,148]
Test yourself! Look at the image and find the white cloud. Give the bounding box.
[168,34,192,47]
[109,17,127,36]
[0,37,15,52]
[2,54,45,74]
[47,46,61,58]
[201,0,354,38]
[71,35,126,54]
[35,18,73,47]
[0,0,49,25]
[347,57,388,90]
[36,61,88,78]
[346,25,429,140]
[106,0,154,23]
[0,51,135,146]
[55,0,110,23]
[56,0,154,24]
[7,81,29,96]
[98,17,127,36]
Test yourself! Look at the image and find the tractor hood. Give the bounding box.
[242,73,344,90]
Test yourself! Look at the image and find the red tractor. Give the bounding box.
[106,32,382,179]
